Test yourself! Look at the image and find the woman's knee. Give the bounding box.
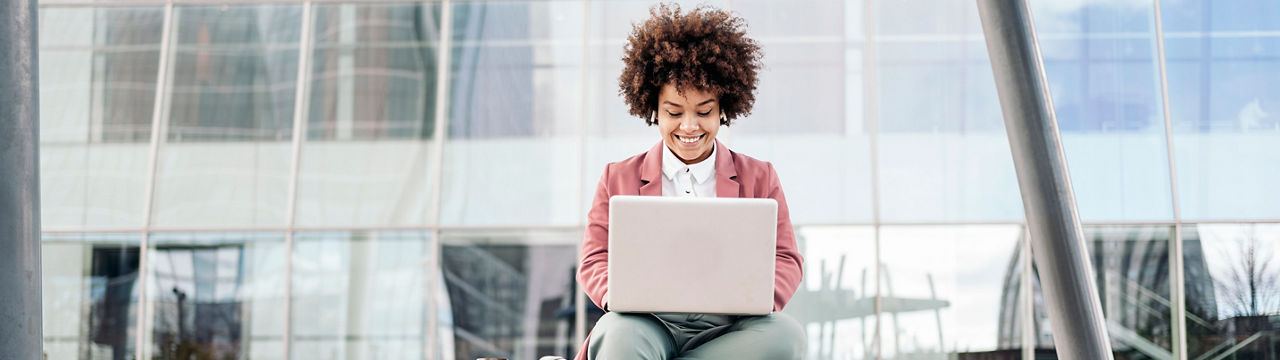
[588,313,675,359]
[739,313,807,357]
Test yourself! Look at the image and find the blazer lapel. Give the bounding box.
[637,141,664,196]
[714,139,742,198]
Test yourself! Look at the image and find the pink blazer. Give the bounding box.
[573,140,805,359]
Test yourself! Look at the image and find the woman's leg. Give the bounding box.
[673,313,806,360]
[588,312,678,360]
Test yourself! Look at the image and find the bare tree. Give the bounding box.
[1214,234,1280,317]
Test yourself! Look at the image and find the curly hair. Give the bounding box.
[619,4,762,126]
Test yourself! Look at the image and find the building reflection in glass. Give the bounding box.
[30,1,1280,359]
[291,231,435,360]
[147,232,286,359]
[999,225,1280,359]
[43,233,142,360]
[440,231,581,360]
[783,226,1026,359]
[1006,226,1176,359]
[784,226,878,359]
[1184,224,1280,360]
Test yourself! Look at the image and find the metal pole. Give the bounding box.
[1150,1,1189,358]
[0,0,43,359]
[975,1,1114,359]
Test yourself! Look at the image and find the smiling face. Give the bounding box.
[656,83,721,164]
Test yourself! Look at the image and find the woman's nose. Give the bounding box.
[680,117,699,132]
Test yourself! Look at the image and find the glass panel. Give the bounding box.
[782,226,877,359]
[439,1,584,226]
[150,4,301,227]
[307,3,439,140]
[1183,224,1280,360]
[730,0,874,224]
[150,142,291,227]
[291,231,435,360]
[874,1,1023,223]
[440,230,581,360]
[167,5,301,142]
[878,225,1025,358]
[728,40,847,135]
[39,6,162,143]
[294,140,437,227]
[1033,225,1174,359]
[1029,0,1176,223]
[294,3,440,228]
[147,232,286,360]
[41,143,151,229]
[436,268,457,360]
[42,233,142,360]
[38,7,162,229]
[1162,1,1280,220]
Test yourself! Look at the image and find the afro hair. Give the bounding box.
[618,4,763,126]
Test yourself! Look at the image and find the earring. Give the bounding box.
[720,113,728,125]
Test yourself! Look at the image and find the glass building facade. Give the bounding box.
[34,0,1280,359]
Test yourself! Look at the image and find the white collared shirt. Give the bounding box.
[661,142,716,198]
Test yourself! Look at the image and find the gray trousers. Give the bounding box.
[587,312,805,359]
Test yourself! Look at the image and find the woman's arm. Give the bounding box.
[578,165,613,310]
[767,163,805,311]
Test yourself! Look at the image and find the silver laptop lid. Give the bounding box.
[607,195,777,315]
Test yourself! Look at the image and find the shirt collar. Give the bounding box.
[662,141,716,184]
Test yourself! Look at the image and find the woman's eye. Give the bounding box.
[697,111,713,117]
[667,112,682,117]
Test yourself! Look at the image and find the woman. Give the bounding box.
[575,4,805,359]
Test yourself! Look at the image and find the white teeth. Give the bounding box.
[678,135,701,143]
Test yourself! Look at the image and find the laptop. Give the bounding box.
[607,195,777,315]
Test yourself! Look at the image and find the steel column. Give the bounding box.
[976,1,1114,359]
[0,0,43,359]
